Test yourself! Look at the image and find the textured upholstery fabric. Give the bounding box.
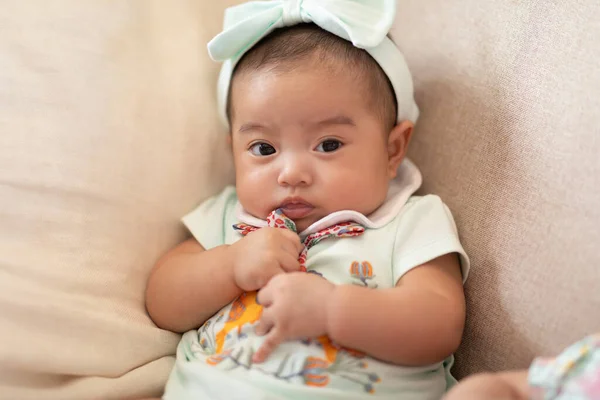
[0,1,236,398]
[392,0,600,378]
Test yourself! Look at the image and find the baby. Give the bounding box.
[146,1,469,399]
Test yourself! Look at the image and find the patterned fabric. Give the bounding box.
[233,208,365,272]
[191,209,383,393]
[529,334,600,400]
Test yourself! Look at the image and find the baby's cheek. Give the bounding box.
[236,179,271,218]
[335,172,388,211]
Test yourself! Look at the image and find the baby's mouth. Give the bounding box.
[278,199,315,219]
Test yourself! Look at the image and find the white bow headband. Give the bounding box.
[208,0,419,127]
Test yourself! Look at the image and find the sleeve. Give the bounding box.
[392,195,470,285]
[181,186,238,249]
[528,334,600,399]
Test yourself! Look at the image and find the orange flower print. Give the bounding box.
[206,349,232,366]
[227,296,246,322]
[297,351,381,393]
[215,292,263,353]
[350,261,378,288]
[301,357,330,387]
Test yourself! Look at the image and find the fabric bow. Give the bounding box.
[208,0,396,62]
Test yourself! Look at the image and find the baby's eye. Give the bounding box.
[249,142,276,156]
[315,139,343,153]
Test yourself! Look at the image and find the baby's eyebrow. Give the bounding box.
[238,116,355,133]
[315,115,356,127]
[238,123,265,133]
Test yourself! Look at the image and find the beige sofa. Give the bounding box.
[1,1,599,399]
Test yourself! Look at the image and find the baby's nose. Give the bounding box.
[277,156,312,187]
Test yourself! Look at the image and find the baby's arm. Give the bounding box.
[145,239,242,332]
[146,228,303,333]
[327,253,466,365]
[443,371,530,400]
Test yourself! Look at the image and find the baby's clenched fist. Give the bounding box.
[229,228,303,291]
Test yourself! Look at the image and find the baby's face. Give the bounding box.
[229,60,405,232]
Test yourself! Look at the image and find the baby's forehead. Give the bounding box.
[231,61,376,114]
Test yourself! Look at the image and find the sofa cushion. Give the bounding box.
[0,1,236,398]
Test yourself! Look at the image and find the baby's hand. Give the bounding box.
[443,371,530,400]
[252,272,336,363]
[229,228,303,292]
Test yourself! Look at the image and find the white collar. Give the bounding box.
[235,159,422,238]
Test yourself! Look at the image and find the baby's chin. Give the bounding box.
[291,218,314,234]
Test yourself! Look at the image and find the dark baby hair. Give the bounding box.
[228,23,397,131]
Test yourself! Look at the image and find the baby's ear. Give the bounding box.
[387,120,414,178]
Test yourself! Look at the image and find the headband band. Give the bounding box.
[208,0,419,127]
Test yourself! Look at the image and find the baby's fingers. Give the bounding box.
[279,229,304,253]
[278,252,301,273]
[254,308,274,335]
[253,327,284,364]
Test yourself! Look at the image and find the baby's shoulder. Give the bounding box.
[182,185,239,249]
[402,194,446,209]
[387,194,449,227]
